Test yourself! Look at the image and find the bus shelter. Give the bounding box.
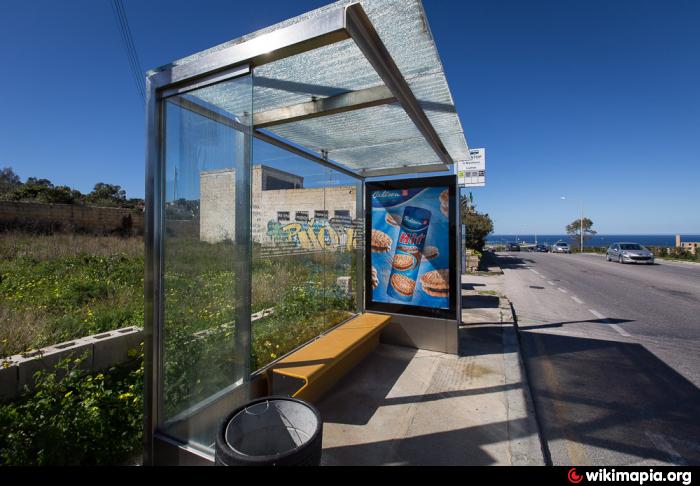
[144,0,469,465]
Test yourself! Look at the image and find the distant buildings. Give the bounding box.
[676,234,699,255]
[200,165,358,253]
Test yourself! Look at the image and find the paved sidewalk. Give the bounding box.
[316,268,545,465]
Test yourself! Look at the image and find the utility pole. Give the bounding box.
[580,204,584,253]
[561,196,585,253]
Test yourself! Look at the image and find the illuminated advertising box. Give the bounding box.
[365,176,457,319]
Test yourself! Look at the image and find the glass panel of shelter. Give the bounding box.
[160,74,252,452]
[158,72,363,455]
[251,138,362,373]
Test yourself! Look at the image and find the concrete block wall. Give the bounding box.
[0,326,143,402]
[0,201,144,234]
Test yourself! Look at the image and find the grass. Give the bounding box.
[0,232,143,356]
[160,233,356,416]
[1,229,357,421]
[477,290,498,296]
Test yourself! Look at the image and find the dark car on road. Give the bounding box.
[534,244,549,252]
[506,242,521,251]
[606,242,654,264]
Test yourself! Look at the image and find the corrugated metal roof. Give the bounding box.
[165,0,468,175]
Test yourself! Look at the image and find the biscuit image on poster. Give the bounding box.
[420,269,449,298]
[371,229,392,253]
[371,266,379,289]
[385,212,402,227]
[439,189,449,218]
[397,245,421,257]
[421,245,439,261]
[391,253,415,271]
[390,274,416,297]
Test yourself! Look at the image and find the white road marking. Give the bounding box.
[589,309,631,337]
[610,324,631,337]
[547,281,555,286]
[557,287,568,293]
[531,269,541,275]
[645,431,688,466]
[571,296,584,304]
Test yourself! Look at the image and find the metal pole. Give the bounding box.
[580,203,584,253]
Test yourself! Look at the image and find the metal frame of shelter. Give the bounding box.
[145,1,466,464]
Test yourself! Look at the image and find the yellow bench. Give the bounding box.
[270,312,391,403]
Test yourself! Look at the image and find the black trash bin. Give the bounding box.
[215,396,323,466]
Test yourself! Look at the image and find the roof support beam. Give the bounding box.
[253,84,395,128]
[254,130,363,181]
[148,7,349,91]
[360,163,450,178]
[344,3,454,168]
[164,95,363,181]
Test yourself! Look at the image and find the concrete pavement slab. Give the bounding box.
[316,266,545,466]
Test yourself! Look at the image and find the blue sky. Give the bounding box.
[1,0,698,234]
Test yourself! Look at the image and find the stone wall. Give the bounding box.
[200,165,357,246]
[0,201,143,234]
[254,185,356,243]
[200,169,236,243]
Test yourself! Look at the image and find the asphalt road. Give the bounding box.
[499,251,700,466]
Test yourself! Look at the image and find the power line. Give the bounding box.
[114,0,145,103]
[110,0,146,105]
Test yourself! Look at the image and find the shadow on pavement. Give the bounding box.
[520,317,634,332]
[519,330,700,464]
[317,345,416,426]
[321,418,534,466]
[462,294,500,309]
[459,324,502,357]
[494,254,535,269]
[461,282,486,290]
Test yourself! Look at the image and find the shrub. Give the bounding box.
[0,352,143,465]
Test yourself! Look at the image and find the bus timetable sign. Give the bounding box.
[457,148,486,187]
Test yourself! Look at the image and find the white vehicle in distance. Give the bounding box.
[606,242,655,264]
[550,241,571,253]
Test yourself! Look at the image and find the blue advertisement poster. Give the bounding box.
[368,184,452,311]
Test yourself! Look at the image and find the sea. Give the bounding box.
[486,234,700,248]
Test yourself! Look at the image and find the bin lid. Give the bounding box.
[225,398,320,456]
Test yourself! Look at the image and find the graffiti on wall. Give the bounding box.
[265,217,361,253]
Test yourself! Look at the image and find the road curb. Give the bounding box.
[499,295,548,465]
[505,298,554,465]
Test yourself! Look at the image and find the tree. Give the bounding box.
[461,194,494,251]
[25,177,54,188]
[566,217,597,249]
[88,183,126,206]
[0,167,21,195]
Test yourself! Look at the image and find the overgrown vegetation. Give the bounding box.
[1,229,356,463]
[0,232,143,356]
[161,235,354,417]
[0,353,143,465]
